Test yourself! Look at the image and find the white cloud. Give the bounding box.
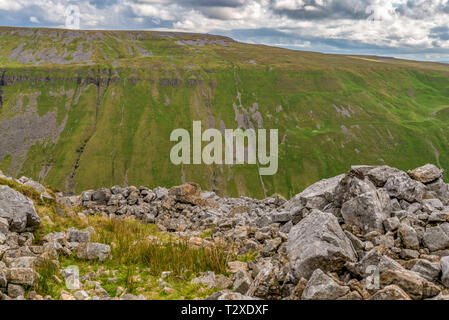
[1,0,449,61]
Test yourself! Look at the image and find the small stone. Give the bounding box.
[301,269,350,300]
[408,164,443,184]
[227,261,248,273]
[6,268,35,286]
[73,290,89,300]
[383,217,400,232]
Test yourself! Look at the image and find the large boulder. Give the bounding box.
[0,185,40,232]
[341,188,392,233]
[408,164,443,184]
[287,210,357,280]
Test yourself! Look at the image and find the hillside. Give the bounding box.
[1,27,449,198]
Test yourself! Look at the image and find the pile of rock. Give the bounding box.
[69,164,449,300]
[0,181,113,300]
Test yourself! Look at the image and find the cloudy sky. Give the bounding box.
[1,0,449,62]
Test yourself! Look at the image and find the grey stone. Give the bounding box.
[233,270,252,295]
[286,174,344,210]
[423,226,449,251]
[0,185,40,232]
[383,217,400,232]
[6,268,35,286]
[421,199,444,213]
[408,164,443,184]
[301,269,350,300]
[426,179,449,205]
[67,228,91,243]
[411,259,441,282]
[400,249,419,260]
[271,211,291,223]
[8,283,24,298]
[287,210,356,280]
[441,256,449,288]
[260,238,282,257]
[191,271,216,288]
[398,224,420,249]
[367,166,404,187]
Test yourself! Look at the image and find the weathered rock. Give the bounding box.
[75,243,111,262]
[271,211,291,223]
[384,173,426,203]
[370,285,411,300]
[0,269,7,288]
[246,260,282,299]
[408,164,443,184]
[286,174,344,210]
[301,269,350,300]
[67,228,91,243]
[8,283,25,298]
[398,224,420,250]
[233,270,252,295]
[168,183,203,205]
[383,217,400,232]
[426,178,449,205]
[441,256,449,288]
[338,174,391,233]
[227,261,248,274]
[191,271,217,288]
[380,269,440,300]
[345,248,402,278]
[6,268,36,286]
[287,210,357,280]
[423,226,449,251]
[367,166,404,187]
[0,185,40,232]
[260,238,282,257]
[411,259,441,282]
[421,199,444,213]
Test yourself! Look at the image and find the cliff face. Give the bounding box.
[1,27,449,198]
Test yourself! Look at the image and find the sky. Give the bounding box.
[1,0,449,62]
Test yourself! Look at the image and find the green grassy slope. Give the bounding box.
[1,27,449,199]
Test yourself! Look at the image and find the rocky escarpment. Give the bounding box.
[2,164,449,300]
[57,163,449,300]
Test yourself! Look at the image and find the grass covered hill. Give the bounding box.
[1,26,449,198]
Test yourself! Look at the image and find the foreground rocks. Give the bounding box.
[3,163,449,300]
[0,173,113,300]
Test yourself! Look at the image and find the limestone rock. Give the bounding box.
[287,210,356,280]
[301,269,350,300]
